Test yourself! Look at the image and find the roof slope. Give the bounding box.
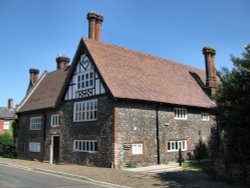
[17,69,69,113]
[84,38,215,108]
[0,107,15,119]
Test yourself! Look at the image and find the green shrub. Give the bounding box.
[0,133,14,146]
[126,162,138,168]
[182,161,201,170]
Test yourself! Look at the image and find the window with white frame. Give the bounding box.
[73,140,97,152]
[30,117,41,130]
[51,114,60,127]
[29,142,41,152]
[174,108,187,120]
[167,140,187,152]
[201,113,210,121]
[3,120,10,130]
[132,143,143,155]
[74,99,98,122]
[77,70,94,90]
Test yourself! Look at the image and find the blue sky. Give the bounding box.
[0,0,249,107]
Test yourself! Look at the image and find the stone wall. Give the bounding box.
[55,95,115,167]
[115,100,215,168]
[158,105,215,163]
[17,97,215,168]
[116,102,158,167]
[16,112,45,161]
[17,96,115,167]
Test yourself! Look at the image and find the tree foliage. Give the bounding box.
[0,133,14,146]
[214,44,250,163]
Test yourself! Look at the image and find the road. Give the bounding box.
[0,164,112,188]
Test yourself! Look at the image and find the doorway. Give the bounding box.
[51,135,60,164]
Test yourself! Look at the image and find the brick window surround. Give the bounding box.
[132,143,143,155]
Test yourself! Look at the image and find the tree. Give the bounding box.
[214,44,250,163]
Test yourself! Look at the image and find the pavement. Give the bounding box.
[0,157,246,188]
[124,162,182,173]
[0,157,165,188]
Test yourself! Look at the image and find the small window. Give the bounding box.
[29,142,41,152]
[30,117,42,130]
[132,143,143,155]
[174,108,187,120]
[167,140,187,152]
[76,70,94,90]
[201,113,209,121]
[3,120,10,130]
[51,114,60,127]
[73,140,97,153]
[74,99,98,122]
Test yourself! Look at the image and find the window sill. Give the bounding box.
[73,151,97,154]
[51,125,60,127]
[29,129,42,131]
[167,150,187,152]
[73,119,97,122]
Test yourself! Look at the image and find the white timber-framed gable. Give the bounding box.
[65,53,106,100]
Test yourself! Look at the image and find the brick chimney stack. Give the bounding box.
[202,46,217,96]
[87,11,103,41]
[29,68,39,85]
[8,98,13,110]
[56,55,70,70]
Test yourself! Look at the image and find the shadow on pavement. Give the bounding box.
[155,170,246,188]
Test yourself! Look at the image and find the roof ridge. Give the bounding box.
[83,37,204,72]
[47,66,71,74]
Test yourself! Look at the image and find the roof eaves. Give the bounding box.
[115,96,216,109]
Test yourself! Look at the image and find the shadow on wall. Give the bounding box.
[154,127,246,188]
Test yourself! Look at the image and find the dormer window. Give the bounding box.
[174,108,187,120]
[77,70,94,90]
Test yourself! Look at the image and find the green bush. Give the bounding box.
[182,161,201,170]
[0,133,14,146]
[0,132,15,158]
[126,162,138,168]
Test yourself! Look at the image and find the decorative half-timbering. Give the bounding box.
[64,54,105,100]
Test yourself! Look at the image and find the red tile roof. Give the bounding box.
[18,38,215,113]
[17,69,69,113]
[84,38,215,108]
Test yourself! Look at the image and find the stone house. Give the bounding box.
[0,98,15,135]
[16,12,217,168]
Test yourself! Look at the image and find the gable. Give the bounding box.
[17,70,69,113]
[64,53,105,100]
